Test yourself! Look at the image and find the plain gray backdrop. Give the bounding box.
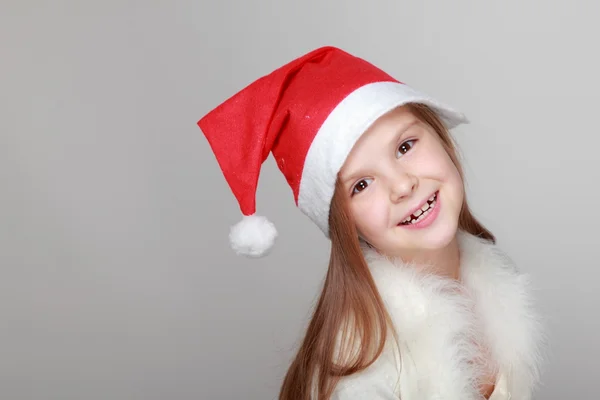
[2,0,598,399]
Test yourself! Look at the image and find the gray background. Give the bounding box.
[1,0,598,399]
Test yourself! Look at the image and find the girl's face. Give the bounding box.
[338,106,464,261]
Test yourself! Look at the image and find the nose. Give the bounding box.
[390,172,418,203]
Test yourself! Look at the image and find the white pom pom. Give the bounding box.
[229,214,277,257]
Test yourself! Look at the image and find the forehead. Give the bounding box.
[360,106,419,147]
[339,106,420,173]
[372,105,419,130]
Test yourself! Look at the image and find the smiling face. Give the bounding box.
[338,104,465,261]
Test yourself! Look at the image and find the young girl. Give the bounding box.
[198,46,544,400]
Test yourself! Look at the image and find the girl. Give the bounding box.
[198,46,544,400]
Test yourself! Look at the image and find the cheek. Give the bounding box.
[423,145,461,183]
[439,152,464,196]
[448,165,464,197]
[351,193,389,236]
[438,154,465,207]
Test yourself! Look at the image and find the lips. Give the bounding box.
[399,191,439,226]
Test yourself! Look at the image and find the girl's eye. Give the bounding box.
[397,139,416,157]
[352,178,373,195]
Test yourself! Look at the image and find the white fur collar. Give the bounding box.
[363,231,544,400]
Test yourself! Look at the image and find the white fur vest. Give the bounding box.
[331,231,544,400]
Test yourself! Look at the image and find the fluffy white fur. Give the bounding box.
[228,214,277,257]
[331,231,544,400]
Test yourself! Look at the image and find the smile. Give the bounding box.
[399,191,439,226]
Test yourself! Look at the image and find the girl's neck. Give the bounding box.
[397,235,461,280]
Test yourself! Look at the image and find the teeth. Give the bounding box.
[411,206,432,224]
[400,192,438,225]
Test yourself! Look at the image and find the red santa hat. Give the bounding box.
[198,46,467,257]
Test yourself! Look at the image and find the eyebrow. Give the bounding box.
[394,119,419,141]
[340,119,420,184]
[342,118,420,187]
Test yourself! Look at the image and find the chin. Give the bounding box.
[406,214,460,252]
[421,226,458,250]
[430,208,461,245]
[377,225,458,258]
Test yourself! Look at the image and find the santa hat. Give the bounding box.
[198,46,467,257]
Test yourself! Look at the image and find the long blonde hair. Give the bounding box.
[279,103,495,400]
